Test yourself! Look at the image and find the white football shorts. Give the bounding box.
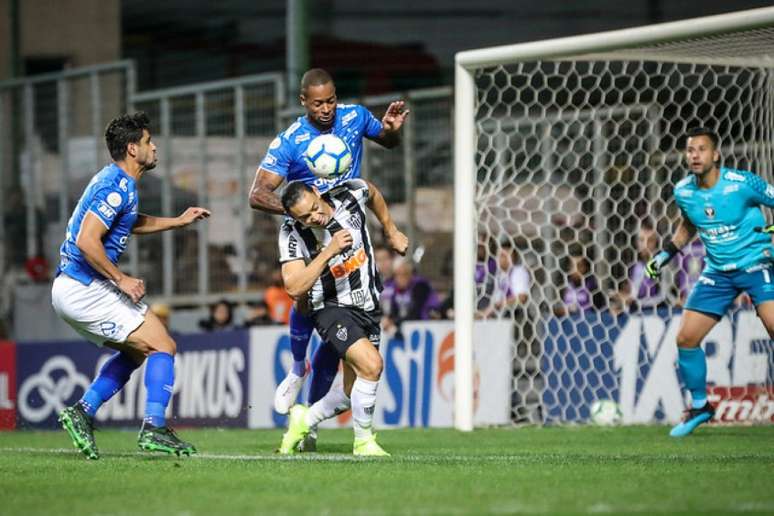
[51,274,148,346]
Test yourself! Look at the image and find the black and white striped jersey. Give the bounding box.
[278,179,382,312]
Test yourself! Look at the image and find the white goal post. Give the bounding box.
[454,7,774,430]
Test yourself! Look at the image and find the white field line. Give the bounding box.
[0,447,769,464]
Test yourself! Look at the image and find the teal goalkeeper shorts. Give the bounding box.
[684,263,774,318]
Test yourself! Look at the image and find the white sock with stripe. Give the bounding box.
[351,377,378,441]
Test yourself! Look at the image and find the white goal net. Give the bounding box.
[454,8,774,428]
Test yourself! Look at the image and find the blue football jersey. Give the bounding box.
[56,163,139,285]
[674,167,774,272]
[258,103,383,192]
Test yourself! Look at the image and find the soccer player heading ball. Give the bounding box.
[277,179,406,456]
[52,113,210,459]
[249,68,409,451]
[645,126,774,437]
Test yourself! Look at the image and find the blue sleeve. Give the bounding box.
[259,134,294,177]
[87,187,127,228]
[360,105,383,139]
[744,171,774,208]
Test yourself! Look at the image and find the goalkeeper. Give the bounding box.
[646,126,774,437]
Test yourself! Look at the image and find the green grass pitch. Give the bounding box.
[1,425,773,515]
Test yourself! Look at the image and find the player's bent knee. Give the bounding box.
[361,352,383,381]
[149,336,176,355]
[676,331,701,349]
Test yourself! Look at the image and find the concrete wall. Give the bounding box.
[0,0,120,81]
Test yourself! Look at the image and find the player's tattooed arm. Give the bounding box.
[364,180,408,255]
[248,168,285,214]
[132,207,210,234]
[371,101,410,149]
[77,212,146,302]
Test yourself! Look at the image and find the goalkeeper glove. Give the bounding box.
[645,242,680,279]
[754,225,774,234]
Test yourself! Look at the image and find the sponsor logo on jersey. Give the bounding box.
[351,289,366,307]
[341,110,358,125]
[336,325,348,341]
[97,201,116,219]
[119,178,128,191]
[722,184,740,195]
[676,188,693,197]
[287,235,298,257]
[330,247,367,279]
[348,213,363,230]
[269,137,281,150]
[724,171,746,182]
[107,192,122,208]
[704,206,715,218]
[294,133,310,145]
[128,191,135,203]
[263,154,277,167]
[766,185,774,198]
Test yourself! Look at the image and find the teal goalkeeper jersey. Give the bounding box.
[674,167,774,272]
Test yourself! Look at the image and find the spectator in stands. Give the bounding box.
[556,250,605,316]
[613,220,671,312]
[675,239,705,307]
[264,270,292,324]
[381,257,440,335]
[242,300,275,327]
[199,299,235,331]
[478,241,530,318]
[475,239,497,312]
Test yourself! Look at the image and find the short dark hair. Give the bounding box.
[105,112,151,161]
[281,181,315,213]
[685,126,719,150]
[300,68,333,95]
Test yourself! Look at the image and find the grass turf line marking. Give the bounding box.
[1,447,772,464]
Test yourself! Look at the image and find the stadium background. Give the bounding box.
[0,0,773,431]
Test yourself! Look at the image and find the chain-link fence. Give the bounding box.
[129,73,286,304]
[1,63,455,315]
[0,62,133,331]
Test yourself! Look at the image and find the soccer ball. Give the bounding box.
[303,134,352,179]
[589,399,622,426]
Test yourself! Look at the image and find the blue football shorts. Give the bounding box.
[685,262,774,318]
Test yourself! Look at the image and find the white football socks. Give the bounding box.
[305,385,351,427]
[351,377,379,440]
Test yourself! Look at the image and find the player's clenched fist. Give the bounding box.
[117,275,146,303]
[386,228,409,256]
[327,230,353,255]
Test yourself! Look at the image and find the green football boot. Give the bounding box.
[278,405,310,455]
[353,434,390,457]
[58,403,99,460]
[138,422,197,456]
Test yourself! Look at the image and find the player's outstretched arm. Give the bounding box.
[248,168,285,214]
[363,180,408,256]
[370,101,410,149]
[132,207,210,234]
[282,230,353,298]
[645,217,697,279]
[76,212,145,302]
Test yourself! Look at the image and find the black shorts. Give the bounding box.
[312,306,381,357]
